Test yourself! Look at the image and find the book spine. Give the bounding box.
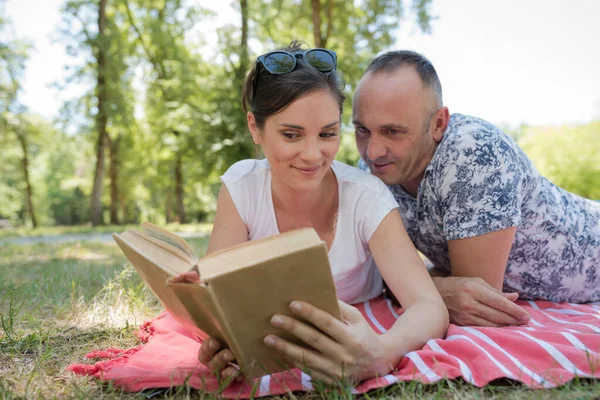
[208,289,250,374]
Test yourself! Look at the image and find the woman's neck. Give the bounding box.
[271,168,337,221]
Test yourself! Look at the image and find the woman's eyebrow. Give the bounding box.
[321,121,340,129]
[277,121,339,130]
[277,123,304,130]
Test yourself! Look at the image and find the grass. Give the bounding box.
[1,232,600,399]
[0,222,213,239]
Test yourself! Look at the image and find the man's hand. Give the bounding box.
[433,276,530,327]
[263,300,395,386]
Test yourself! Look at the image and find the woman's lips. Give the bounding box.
[294,165,320,176]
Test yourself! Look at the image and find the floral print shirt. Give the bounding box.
[360,113,600,302]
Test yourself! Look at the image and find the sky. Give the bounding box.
[5,0,600,127]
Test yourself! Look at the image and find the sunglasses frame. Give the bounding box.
[251,48,338,108]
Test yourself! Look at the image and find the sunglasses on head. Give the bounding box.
[251,48,337,106]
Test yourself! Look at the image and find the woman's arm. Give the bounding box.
[262,210,449,384]
[196,183,248,379]
[205,184,249,255]
[369,209,449,365]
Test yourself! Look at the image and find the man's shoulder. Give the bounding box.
[435,113,525,165]
[446,113,511,143]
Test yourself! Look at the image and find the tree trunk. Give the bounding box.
[108,134,121,225]
[310,0,333,48]
[166,190,172,223]
[238,0,249,81]
[90,0,109,226]
[17,132,37,228]
[174,152,186,224]
[311,0,323,47]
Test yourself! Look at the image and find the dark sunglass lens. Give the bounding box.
[306,50,335,71]
[263,52,295,74]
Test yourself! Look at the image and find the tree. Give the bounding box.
[0,4,38,227]
[123,0,214,224]
[519,122,600,200]
[59,0,138,225]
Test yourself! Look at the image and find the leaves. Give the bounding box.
[1,0,438,226]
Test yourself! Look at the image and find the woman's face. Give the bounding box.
[248,90,341,193]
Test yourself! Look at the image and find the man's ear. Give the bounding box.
[432,106,450,143]
[247,112,261,144]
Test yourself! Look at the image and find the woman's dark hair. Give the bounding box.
[241,40,345,129]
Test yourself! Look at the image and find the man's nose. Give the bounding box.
[366,134,387,161]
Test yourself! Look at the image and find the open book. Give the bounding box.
[113,223,342,380]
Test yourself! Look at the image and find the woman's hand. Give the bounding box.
[198,338,241,381]
[169,272,242,380]
[169,271,201,283]
[263,300,396,386]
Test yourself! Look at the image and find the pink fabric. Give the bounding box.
[67,297,600,397]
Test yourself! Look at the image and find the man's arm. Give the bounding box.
[433,226,530,327]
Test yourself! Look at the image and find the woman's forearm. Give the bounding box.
[378,299,449,368]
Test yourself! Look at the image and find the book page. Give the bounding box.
[141,222,197,263]
[198,228,322,280]
[113,233,198,323]
[115,231,192,275]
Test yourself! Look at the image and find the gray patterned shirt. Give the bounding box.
[360,114,600,302]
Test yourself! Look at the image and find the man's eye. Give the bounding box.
[355,126,369,135]
[388,130,400,136]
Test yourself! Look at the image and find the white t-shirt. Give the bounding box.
[221,159,399,304]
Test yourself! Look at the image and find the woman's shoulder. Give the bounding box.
[332,161,388,192]
[222,159,269,182]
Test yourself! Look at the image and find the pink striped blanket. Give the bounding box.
[67,297,600,397]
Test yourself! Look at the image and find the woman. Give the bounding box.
[190,41,448,385]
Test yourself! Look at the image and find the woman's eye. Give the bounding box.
[320,132,338,138]
[282,132,299,139]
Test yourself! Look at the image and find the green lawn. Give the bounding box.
[1,232,599,399]
[0,223,213,239]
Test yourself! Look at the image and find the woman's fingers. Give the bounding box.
[263,334,337,376]
[220,365,243,382]
[286,359,340,386]
[198,339,236,372]
[269,313,345,357]
[170,271,201,283]
[198,338,220,364]
[285,301,354,345]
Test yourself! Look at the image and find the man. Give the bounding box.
[205,51,600,383]
[352,50,600,327]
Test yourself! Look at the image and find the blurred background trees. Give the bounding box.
[1,0,598,228]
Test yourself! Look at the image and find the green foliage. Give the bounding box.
[1,0,436,226]
[519,121,600,200]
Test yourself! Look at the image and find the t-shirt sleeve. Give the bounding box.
[357,176,399,242]
[219,160,257,224]
[358,158,370,172]
[436,133,524,241]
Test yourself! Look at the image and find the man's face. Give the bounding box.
[352,67,441,194]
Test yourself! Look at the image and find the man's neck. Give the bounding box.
[401,179,421,198]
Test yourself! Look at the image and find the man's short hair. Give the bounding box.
[365,50,443,110]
